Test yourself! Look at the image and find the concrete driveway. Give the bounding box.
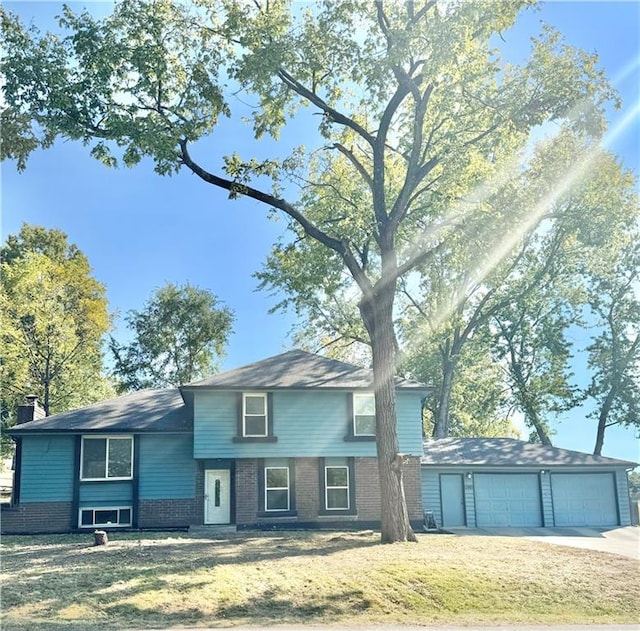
[442,526,639,560]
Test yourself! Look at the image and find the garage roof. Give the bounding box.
[422,438,636,467]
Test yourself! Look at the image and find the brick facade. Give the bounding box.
[232,456,422,528]
[2,456,424,533]
[294,458,320,520]
[234,459,258,525]
[1,502,74,534]
[355,456,422,523]
[137,499,199,528]
[354,457,383,520]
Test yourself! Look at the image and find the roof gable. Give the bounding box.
[184,349,427,391]
[421,437,636,468]
[9,388,190,434]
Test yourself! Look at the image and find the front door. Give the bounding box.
[204,469,231,524]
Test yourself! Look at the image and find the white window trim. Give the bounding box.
[243,393,268,437]
[353,393,376,436]
[264,466,289,512]
[325,465,350,511]
[80,435,134,481]
[78,505,132,528]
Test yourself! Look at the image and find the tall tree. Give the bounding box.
[0,225,111,419]
[403,333,514,438]
[0,0,614,542]
[110,283,234,391]
[585,238,640,455]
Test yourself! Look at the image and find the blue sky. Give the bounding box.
[2,1,639,462]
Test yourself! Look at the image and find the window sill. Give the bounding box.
[233,436,278,443]
[343,435,376,442]
[257,510,297,518]
[79,477,134,483]
[318,508,357,516]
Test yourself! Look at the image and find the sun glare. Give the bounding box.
[410,56,640,337]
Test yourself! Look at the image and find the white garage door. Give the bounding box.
[474,474,542,527]
[551,473,618,527]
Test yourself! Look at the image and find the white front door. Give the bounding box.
[204,469,231,524]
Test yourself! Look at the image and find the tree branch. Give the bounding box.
[178,138,374,295]
[277,68,375,147]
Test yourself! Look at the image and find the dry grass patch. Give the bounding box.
[1,530,638,630]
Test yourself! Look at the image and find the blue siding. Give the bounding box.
[79,482,132,504]
[194,390,424,459]
[20,435,75,502]
[420,470,442,527]
[138,433,196,499]
[615,469,632,526]
[463,474,476,527]
[540,472,553,526]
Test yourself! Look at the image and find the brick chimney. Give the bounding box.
[16,394,46,424]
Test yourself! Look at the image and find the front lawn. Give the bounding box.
[1,530,638,630]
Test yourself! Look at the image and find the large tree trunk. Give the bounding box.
[360,284,417,544]
[593,413,606,456]
[524,403,552,446]
[593,390,615,455]
[433,355,455,438]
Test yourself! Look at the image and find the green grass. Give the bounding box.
[1,530,638,630]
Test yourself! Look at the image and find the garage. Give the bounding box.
[551,472,619,527]
[421,438,634,530]
[474,473,542,527]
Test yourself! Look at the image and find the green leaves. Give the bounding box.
[1,0,229,173]
[0,225,112,426]
[110,283,234,391]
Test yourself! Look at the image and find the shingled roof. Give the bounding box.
[184,349,428,390]
[421,437,636,467]
[8,388,190,434]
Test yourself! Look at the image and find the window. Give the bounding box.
[265,467,289,511]
[257,459,296,517]
[81,436,133,481]
[353,393,375,436]
[325,466,350,510]
[243,393,268,437]
[79,506,132,528]
[320,457,356,514]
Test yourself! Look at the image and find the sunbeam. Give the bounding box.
[405,55,640,337]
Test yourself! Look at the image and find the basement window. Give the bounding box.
[79,506,132,528]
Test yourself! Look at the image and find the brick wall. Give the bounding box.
[235,459,258,525]
[354,456,422,523]
[1,502,74,534]
[137,499,199,528]
[355,457,382,520]
[403,456,423,520]
[295,458,320,520]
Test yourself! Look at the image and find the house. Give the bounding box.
[422,437,635,529]
[1,350,635,534]
[1,350,426,533]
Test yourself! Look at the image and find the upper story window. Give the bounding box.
[235,393,277,442]
[243,393,268,437]
[353,393,376,436]
[81,436,133,481]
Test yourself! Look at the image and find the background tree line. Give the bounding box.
[1,224,234,453]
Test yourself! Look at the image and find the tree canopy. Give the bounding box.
[0,225,112,424]
[110,282,234,391]
[0,0,619,541]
